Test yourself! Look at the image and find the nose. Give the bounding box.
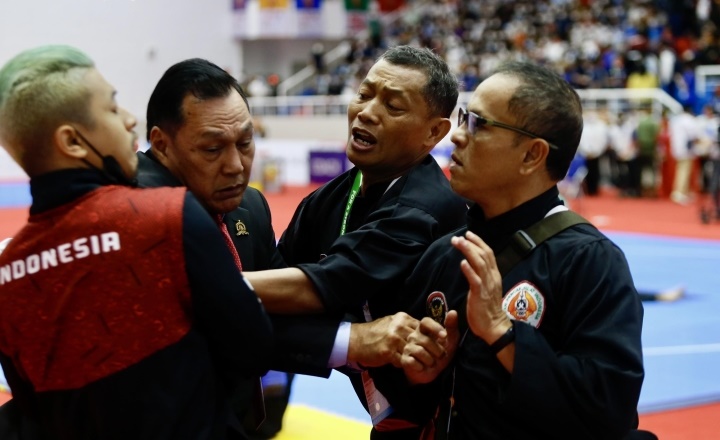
[223,147,245,176]
[356,99,380,124]
[120,107,137,130]
[450,125,467,149]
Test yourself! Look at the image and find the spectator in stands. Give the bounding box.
[669,105,701,204]
[578,109,610,195]
[635,107,661,196]
[609,111,641,197]
[695,104,719,194]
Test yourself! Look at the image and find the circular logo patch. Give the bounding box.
[426,291,448,326]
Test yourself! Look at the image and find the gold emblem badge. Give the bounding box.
[426,291,447,326]
[502,281,545,328]
[235,220,249,236]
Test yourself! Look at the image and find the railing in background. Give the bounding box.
[249,88,683,118]
[277,41,353,97]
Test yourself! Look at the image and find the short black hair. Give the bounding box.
[492,61,583,181]
[146,58,248,141]
[378,45,459,118]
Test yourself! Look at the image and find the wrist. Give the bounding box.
[488,321,515,355]
[347,323,360,363]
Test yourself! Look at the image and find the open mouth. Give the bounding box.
[351,128,377,147]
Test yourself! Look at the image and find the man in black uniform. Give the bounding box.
[243,46,469,438]
[137,58,293,439]
[399,61,646,439]
[0,45,272,439]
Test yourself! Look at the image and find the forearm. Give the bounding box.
[267,314,340,376]
[243,268,324,313]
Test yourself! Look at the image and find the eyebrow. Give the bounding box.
[360,79,405,97]
[467,108,486,118]
[198,120,254,139]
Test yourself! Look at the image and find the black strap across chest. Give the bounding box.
[456,210,590,341]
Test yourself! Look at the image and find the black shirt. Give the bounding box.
[400,187,644,439]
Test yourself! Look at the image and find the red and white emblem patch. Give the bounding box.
[502,281,545,328]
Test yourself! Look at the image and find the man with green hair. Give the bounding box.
[0,45,272,439]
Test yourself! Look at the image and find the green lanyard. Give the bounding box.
[340,171,363,236]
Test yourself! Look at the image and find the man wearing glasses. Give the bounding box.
[394,61,647,439]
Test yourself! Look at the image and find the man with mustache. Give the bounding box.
[244,45,469,439]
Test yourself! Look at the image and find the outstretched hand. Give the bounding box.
[401,310,460,384]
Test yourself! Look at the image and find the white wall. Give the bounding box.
[0,0,244,127]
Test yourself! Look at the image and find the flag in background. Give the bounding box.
[259,0,289,8]
[296,0,321,9]
[344,0,369,12]
[377,0,404,12]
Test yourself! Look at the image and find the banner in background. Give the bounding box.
[345,0,368,34]
[259,0,295,36]
[309,151,348,183]
[232,0,248,37]
[346,12,367,34]
[297,0,322,37]
[298,13,323,37]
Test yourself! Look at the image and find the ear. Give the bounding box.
[53,125,88,160]
[423,117,452,151]
[519,139,550,176]
[149,126,171,162]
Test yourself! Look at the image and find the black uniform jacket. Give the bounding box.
[137,150,336,376]
[392,187,645,440]
[278,155,468,404]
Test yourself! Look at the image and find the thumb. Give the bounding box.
[444,310,461,346]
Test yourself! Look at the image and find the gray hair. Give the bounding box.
[492,61,583,181]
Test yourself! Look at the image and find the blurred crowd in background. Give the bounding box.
[243,0,720,107]
[240,0,720,216]
[576,104,718,208]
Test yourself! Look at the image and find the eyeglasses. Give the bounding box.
[458,108,558,150]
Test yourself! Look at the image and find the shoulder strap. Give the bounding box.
[456,210,590,332]
[433,210,590,440]
[495,210,589,276]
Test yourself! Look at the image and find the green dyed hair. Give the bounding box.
[0,45,95,158]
